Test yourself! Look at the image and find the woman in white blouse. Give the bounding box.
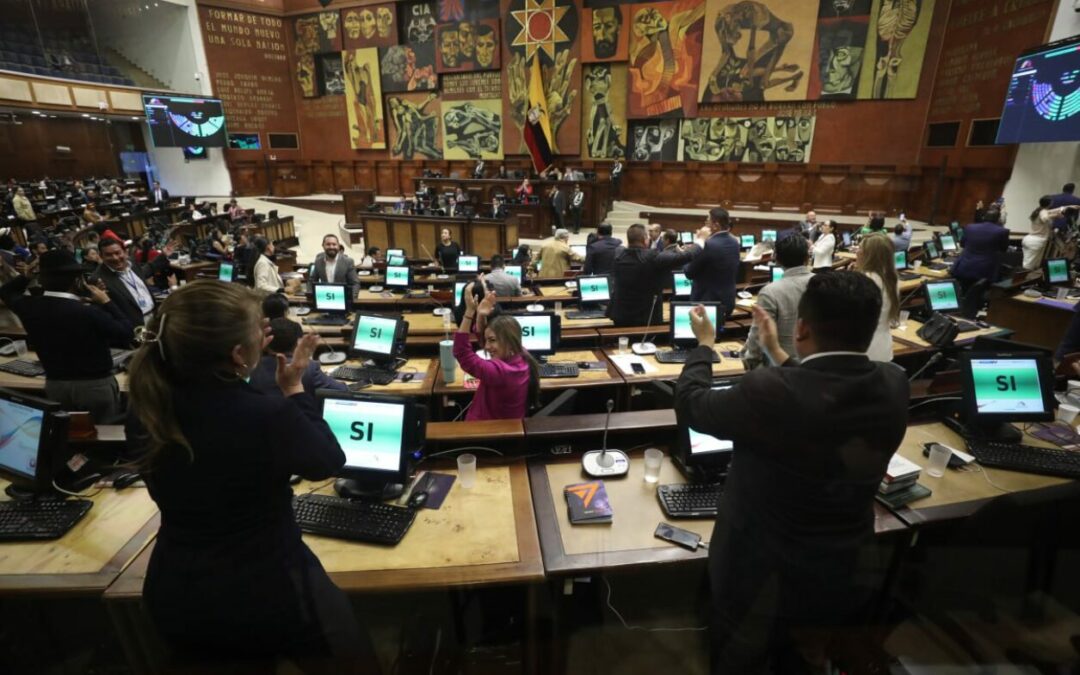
[252,236,283,293]
[812,219,836,269]
[855,234,899,362]
[1024,196,1077,270]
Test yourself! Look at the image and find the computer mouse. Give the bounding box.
[113,471,141,490]
[408,490,428,508]
[348,381,372,392]
[401,372,415,383]
[289,474,302,485]
[577,361,592,369]
[294,307,311,316]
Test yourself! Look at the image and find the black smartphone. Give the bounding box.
[631,362,646,374]
[654,522,701,551]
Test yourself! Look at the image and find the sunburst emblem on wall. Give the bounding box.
[509,0,571,64]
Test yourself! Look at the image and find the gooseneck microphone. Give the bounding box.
[632,294,659,355]
[582,399,630,478]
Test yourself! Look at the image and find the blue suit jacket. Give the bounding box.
[685,231,741,316]
[951,221,1009,284]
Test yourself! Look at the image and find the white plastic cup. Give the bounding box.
[927,444,951,478]
[1057,287,1069,301]
[555,301,563,312]
[13,340,27,358]
[457,453,477,488]
[898,310,910,329]
[1057,403,1080,425]
[439,339,456,384]
[618,336,629,354]
[912,260,923,271]
[643,448,663,483]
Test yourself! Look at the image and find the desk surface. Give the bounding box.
[529,453,907,576]
[603,342,745,383]
[0,483,159,595]
[890,319,1009,348]
[105,462,543,598]
[433,349,622,394]
[318,357,436,397]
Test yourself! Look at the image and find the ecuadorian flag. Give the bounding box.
[524,56,555,174]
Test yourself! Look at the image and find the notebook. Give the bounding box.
[564,480,613,524]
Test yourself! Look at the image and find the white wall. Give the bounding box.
[1001,10,1080,233]
[92,0,232,197]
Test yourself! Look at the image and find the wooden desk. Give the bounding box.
[555,308,613,330]
[529,453,906,575]
[0,307,26,338]
[318,357,436,397]
[890,319,1010,349]
[0,352,129,393]
[986,292,1076,352]
[0,482,159,596]
[168,260,214,282]
[351,212,518,261]
[433,349,622,396]
[887,423,1074,526]
[602,342,746,384]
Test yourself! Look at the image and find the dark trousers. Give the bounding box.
[146,538,379,672]
[569,206,582,234]
[45,375,122,424]
[708,519,875,674]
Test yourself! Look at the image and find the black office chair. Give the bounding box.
[959,278,989,319]
[268,209,278,220]
[531,388,578,417]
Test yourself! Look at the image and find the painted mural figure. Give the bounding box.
[705,1,803,101]
[871,0,921,99]
[584,65,625,159]
[389,94,441,159]
[628,3,705,117]
[444,102,501,158]
[592,7,621,60]
[345,52,378,144]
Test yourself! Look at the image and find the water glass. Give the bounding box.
[618,336,629,354]
[457,453,477,488]
[926,444,951,478]
[643,448,663,483]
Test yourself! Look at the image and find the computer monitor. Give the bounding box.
[570,244,587,259]
[458,255,479,273]
[0,388,68,496]
[762,230,777,242]
[923,280,961,314]
[504,265,523,281]
[385,265,411,289]
[679,231,693,244]
[770,266,785,282]
[894,250,908,270]
[672,272,691,298]
[924,240,940,260]
[673,381,735,480]
[317,391,425,499]
[218,261,234,282]
[670,302,721,348]
[938,233,957,253]
[740,234,755,249]
[841,231,853,248]
[950,222,962,241]
[959,352,1054,442]
[454,281,467,307]
[387,254,406,267]
[349,312,408,366]
[514,312,560,357]
[312,283,351,314]
[386,248,405,259]
[577,275,610,307]
[1044,258,1069,285]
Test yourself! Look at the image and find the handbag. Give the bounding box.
[917,312,958,348]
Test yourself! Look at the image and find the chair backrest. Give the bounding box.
[531,387,578,417]
[959,278,989,319]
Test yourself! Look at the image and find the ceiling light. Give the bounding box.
[81,113,89,117]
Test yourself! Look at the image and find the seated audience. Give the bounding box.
[742,235,813,369]
[125,281,376,667]
[358,246,380,269]
[675,271,908,673]
[249,318,346,398]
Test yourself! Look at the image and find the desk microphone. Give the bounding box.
[582,400,629,478]
[631,294,659,355]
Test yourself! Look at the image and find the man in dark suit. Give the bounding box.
[584,222,622,275]
[676,271,908,673]
[568,183,585,234]
[307,234,359,296]
[685,207,741,318]
[149,181,170,207]
[1050,183,1080,231]
[550,185,567,231]
[94,237,173,327]
[609,223,698,327]
[951,206,1010,291]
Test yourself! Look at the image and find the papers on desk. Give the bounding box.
[609,354,657,375]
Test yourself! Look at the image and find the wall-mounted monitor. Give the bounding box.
[996,35,1080,144]
[143,94,227,148]
[228,133,261,150]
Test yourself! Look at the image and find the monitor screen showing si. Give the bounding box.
[322,398,404,472]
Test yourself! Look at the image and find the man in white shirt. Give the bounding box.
[308,234,358,295]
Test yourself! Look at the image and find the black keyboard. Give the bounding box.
[926,262,949,271]
[0,498,93,541]
[654,350,720,364]
[899,272,922,281]
[292,493,416,545]
[953,318,981,333]
[0,359,45,377]
[330,366,397,385]
[657,483,723,518]
[539,362,579,378]
[304,315,350,326]
[966,439,1080,480]
[566,309,606,320]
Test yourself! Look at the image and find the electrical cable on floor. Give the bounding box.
[602,576,708,633]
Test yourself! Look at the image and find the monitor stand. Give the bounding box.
[672,454,727,484]
[334,478,404,501]
[943,415,1023,444]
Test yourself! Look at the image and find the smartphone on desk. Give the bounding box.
[655,522,701,551]
[631,362,646,374]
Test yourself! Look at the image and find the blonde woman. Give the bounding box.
[855,234,899,362]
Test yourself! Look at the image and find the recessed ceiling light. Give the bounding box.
[131,116,139,120]
[81,113,89,117]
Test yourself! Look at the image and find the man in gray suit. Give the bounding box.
[742,234,813,370]
[307,234,359,296]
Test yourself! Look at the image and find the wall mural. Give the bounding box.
[504,0,582,155]
[436,19,501,72]
[677,115,815,162]
[388,92,443,159]
[294,12,342,98]
[809,0,872,99]
[627,1,706,119]
[396,1,439,91]
[344,48,387,149]
[627,118,680,160]
[581,63,627,159]
[857,0,935,100]
[343,3,399,49]
[442,99,504,159]
[582,5,629,63]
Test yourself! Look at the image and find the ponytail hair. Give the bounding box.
[128,281,263,467]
